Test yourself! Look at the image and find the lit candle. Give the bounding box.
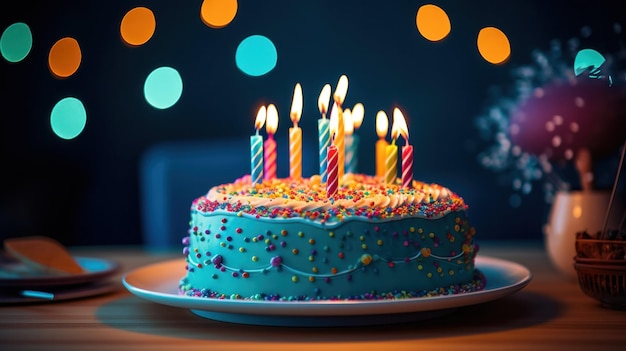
[344,108,356,173]
[264,104,279,180]
[250,106,266,185]
[327,122,339,198]
[327,145,339,198]
[347,102,364,174]
[317,84,331,182]
[333,74,348,182]
[376,111,389,178]
[289,83,303,179]
[394,108,413,188]
[385,113,400,184]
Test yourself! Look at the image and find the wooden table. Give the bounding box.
[1,241,625,351]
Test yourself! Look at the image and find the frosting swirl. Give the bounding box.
[198,173,466,221]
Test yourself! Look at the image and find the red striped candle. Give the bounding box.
[326,145,338,198]
[402,144,413,188]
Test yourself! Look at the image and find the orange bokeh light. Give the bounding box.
[48,37,81,78]
[416,4,451,42]
[200,0,238,29]
[120,7,156,46]
[477,27,511,65]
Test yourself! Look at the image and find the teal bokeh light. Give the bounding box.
[50,97,87,140]
[574,48,606,77]
[144,66,183,109]
[235,35,277,77]
[1,22,33,63]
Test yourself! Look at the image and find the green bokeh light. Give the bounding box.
[235,35,277,77]
[50,97,87,140]
[144,66,183,109]
[1,22,33,63]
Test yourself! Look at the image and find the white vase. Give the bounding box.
[544,190,624,279]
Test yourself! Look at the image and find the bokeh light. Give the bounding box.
[574,48,606,77]
[201,0,238,29]
[235,35,277,77]
[0,22,33,63]
[120,7,156,46]
[144,66,183,109]
[50,97,87,140]
[48,37,82,78]
[415,4,451,42]
[477,27,510,64]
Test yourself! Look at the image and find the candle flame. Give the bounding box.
[333,74,348,105]
[351,102,364,129]
[344,108,353,135]
[318,84,331,115]
[266,103,279,135]
[290,82,303,124]
[254,105,266,130]
[393,107,408,140]
[329,102,339,139]
[376,110,389,139]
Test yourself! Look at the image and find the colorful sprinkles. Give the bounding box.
[195,174,467,224]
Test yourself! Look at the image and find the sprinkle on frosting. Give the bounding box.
[194,173,467,224]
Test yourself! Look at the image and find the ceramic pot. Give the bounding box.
[544,190,624,279]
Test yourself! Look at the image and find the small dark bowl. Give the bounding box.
[575,237,626,310]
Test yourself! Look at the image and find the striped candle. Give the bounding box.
[264,135,277,180]
[250,134,263,185]
[385,141,398,184]
[251,106,266,185]
[402,144,413,188]
[344,108,357,174]
[318,118,330,182]
[264,104,279,180]
[326,144,338,198]
[289,83,303,179]
[394,107,413,188]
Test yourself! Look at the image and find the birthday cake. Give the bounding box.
[179,173,484,301]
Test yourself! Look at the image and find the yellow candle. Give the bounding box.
[289,83,303,179]
[375,110,389,178]
[385,140,398,184]
[385,113,401,184]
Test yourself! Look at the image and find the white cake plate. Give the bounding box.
[122,256,531,327]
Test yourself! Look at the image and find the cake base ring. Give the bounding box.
[122,255,531,326]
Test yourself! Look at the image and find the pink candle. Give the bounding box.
[326,145,338,198]
[402,144,413,188]
[394,107,413,188]
[264,134,277,180]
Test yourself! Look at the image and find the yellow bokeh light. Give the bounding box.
[120,7,156,46]
[48,37,81,78]
[201,0,238,29]
[416,4,451,42]
[477,26,511,65]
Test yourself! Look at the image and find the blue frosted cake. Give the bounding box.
[179,173,484,301]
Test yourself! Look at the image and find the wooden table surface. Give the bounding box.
[1,240,625,351]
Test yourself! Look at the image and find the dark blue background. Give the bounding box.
[1,1,624,246]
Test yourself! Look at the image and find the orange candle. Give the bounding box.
[289,83,303,179]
